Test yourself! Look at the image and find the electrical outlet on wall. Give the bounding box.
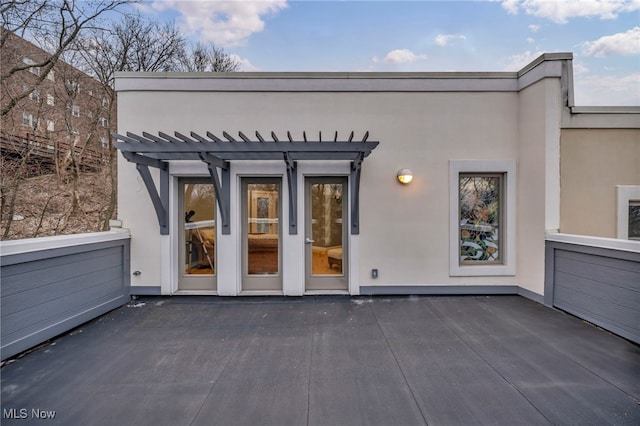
[371,269,378,279]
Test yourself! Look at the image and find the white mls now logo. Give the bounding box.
[3,408,56,419]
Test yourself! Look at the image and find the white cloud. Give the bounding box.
[149,0,287,47]
[573,62,590,75]
[582,27,640,57]
[501,0,640,24]
[526,37,535,44]
[574,72,640,105]
[502,0,519,15]
[502,50,543,70]
[528,24,540,32]
[435,33,466,47]
[230,54,260,72]
[383,49,427,64]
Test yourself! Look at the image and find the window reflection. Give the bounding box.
[311,183,343,275]
[629,202,640,240]
[247,183,279,274]
[459,174,502,263]
[184,184,215,275]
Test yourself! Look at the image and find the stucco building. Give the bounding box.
[112,52,639,300]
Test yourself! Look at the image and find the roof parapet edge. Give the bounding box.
[113,52,575,93]
[517,52,573,78]
[114,71,519,80]
[570,106,640,114]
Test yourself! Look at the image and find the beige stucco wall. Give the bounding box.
[560,129,640,238]
[516,78,561,295]
[355,92,520,286]
[116,65,565,296]
[118,91,522,288]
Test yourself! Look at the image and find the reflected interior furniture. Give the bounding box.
[247,233,279,274]
[327,246,342,270]
[191,228,215,270]
[247,233,278,251]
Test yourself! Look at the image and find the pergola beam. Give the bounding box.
[115,141,378,154]
[122,151,364,162]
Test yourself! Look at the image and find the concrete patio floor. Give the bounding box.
[1,295,639,425]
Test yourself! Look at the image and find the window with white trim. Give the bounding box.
[29,89,39,101]
[450,160,516,276]
[47,120,55,132]
[629,201,640,240]
[22,112,32,127]
[23,57,39,76]
[99,117,108,127]
[46,70,55,81]
[616,186,640,240]
[72,105,80,117]
[22,112,38,129]
[47,94,54,106]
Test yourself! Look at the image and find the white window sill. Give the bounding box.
[450,263,515,277]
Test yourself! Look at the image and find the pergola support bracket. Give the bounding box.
[284,152,298,235]
[350,153,364,235]
[199,153,231,235]
[122,151,169,235]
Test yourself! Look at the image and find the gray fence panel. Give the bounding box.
[1,234,130,360]
[546,240,640,344]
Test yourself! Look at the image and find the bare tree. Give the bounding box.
[71,14,190,230]
[1,6,244,238]
[178,42,241,72]
[73,15,241,230]
[1,0,135,116]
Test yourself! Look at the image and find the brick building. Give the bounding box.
[1,32,114,171]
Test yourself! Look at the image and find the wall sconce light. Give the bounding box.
[397,168,413,184]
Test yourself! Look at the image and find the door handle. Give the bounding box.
[305,237,315,244]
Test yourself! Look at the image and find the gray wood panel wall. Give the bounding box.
[545,241,640,344]
[1,236,130,360]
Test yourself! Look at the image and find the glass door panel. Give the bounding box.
[179,179,216,291]
[305,177,348,291]
[242,178,282,291]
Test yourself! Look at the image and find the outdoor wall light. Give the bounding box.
[397,168,413,184]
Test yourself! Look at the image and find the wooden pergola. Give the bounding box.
[112,130,379,235]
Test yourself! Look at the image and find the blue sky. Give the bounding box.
[137,0,640,105]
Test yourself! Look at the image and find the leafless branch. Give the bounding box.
[1,0,135,116]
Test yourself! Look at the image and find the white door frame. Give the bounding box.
[163,160,360,296]
[166,161,217,295]
[304,176,349,292]
[298,161,359,296]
